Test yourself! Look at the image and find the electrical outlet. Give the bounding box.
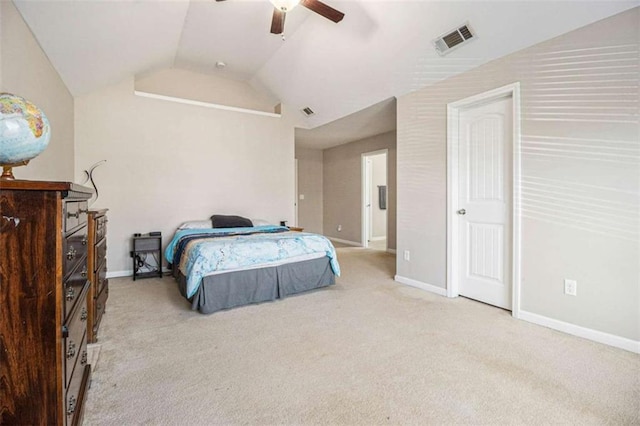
[564,279,577,296]
[403,250,410,261]
[337,225,342,232]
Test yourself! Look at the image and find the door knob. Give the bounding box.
[457,209,466,215]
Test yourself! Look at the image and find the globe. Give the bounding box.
[0,93,51,179]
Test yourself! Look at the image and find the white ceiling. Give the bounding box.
[14,0,639,148]
[296,97,396,149]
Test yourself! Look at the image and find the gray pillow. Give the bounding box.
[210,215,253,228]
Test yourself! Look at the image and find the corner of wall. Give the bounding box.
[1,0,75,181]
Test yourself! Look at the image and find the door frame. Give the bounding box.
[361,149,388,248]
[446,82,522,318]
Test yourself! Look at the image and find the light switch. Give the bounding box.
[299,194,305,200]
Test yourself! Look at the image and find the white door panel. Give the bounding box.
[459,97,512,309]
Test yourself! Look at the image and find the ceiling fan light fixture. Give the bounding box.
[269,0,301,12]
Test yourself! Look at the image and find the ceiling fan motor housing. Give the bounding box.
[270,0,301,12]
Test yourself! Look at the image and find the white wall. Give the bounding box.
[0,2,3,88]
[323,131,397,249]
[294,146,323,234]
[135,68,277,114]
[397,8,639,342]
[75,77,295,275]
[1,0,74,181]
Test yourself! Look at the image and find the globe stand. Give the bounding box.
[1,161,29,180]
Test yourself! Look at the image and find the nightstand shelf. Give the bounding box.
[131,234,162,280]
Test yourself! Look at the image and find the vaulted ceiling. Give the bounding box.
[14,0,638,143]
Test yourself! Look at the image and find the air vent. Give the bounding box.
[433,22,475,56]
[301,107,315,117]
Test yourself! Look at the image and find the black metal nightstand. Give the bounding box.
[131,233,162,280]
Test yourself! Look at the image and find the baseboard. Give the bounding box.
[519,310,640,354]
[107,270,132,278]
[394,275,447,296]
[370,236,386,241]
[107,268,170,279]
[329,237,362,247]
[387,249,397,254]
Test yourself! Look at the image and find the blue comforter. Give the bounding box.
[165,226,340,298]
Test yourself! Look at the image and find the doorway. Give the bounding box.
[362,150,388,250]
[446,83,522,316]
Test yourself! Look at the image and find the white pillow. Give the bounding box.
[177,220,212,230]
[251,218,273,226]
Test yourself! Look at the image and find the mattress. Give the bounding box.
[166,225,340,314]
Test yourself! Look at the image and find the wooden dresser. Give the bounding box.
[0,180,93,425]
[87,209,108,343]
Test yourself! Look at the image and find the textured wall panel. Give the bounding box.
[397,8,639,340]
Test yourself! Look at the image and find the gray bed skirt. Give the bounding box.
[175,256,335,314]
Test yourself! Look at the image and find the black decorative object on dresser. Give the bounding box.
[0,180,93,425]
[132,232,162,280]
[87,208,108,343]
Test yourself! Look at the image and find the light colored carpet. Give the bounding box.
[85,248,639,425]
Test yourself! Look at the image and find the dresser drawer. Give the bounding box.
[93,281,109,338]
[64,331,87,393]
[94,237,107,267]
[65,363,90,426]
[63,226,88,280]
[64,200,88,233]
[64,263,88,319]
[63,285,88,388]
[96,259,108,295]
[95,215,108,242]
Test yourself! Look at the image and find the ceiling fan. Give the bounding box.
[216,0,345,35]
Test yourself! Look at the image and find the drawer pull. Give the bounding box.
[81,268,87,278]
[81,307,88,322]
[65,287,75,301]
[67,210,80,219]
[67,395,76,416]
[81,237,88,245]
[79,208,88,215]
[81,350,88,366]
[66,246,76,260]
[66,341,76,359]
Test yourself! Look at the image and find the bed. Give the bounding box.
[164,219,340,314]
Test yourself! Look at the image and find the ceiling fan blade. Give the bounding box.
[300,0,344,23]
[271,8,286,34]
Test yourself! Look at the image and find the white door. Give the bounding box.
[364,157,373,247]
[458,96,512,309]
